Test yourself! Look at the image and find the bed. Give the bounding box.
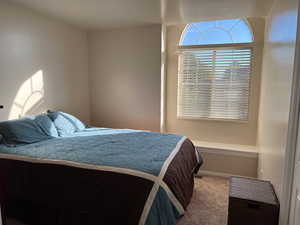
[0,112,202,225]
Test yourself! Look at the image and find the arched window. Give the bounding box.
[177,19,254,121]
[180,19,253,46]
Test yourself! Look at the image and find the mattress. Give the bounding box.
[0,128,202,225]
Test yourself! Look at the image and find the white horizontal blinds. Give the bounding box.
[178,47,252,120]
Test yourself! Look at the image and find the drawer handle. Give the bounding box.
[248,202,261,210]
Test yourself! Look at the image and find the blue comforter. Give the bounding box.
[0,128,191,225]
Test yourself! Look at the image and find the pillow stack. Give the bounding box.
[0,111,86,146]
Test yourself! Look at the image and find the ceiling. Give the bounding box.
[9,0,274,30]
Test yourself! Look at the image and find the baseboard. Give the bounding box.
[197,170,256,179]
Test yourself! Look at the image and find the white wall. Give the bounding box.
[0,1,90,123]
[257,0,299,200]
[88,25,161,131]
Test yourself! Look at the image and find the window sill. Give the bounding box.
[193,140,258,158]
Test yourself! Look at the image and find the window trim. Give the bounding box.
[176,114,251,123]
[177,42,255,51]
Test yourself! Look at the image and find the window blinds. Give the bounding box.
[177,48,252,121]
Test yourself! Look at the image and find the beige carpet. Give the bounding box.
[177,176,229,225]
[8,176,229,225]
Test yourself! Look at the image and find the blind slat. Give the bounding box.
[177,48,252,121]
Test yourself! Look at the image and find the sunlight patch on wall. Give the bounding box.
[9,70,45,120]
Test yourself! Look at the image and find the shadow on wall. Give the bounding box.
[9,70,45,120]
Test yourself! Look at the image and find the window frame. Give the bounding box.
[177,20,255,123]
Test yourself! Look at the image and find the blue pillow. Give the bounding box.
[0,114,58,145]
[28,114,59,138]
[47,111,86,136]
